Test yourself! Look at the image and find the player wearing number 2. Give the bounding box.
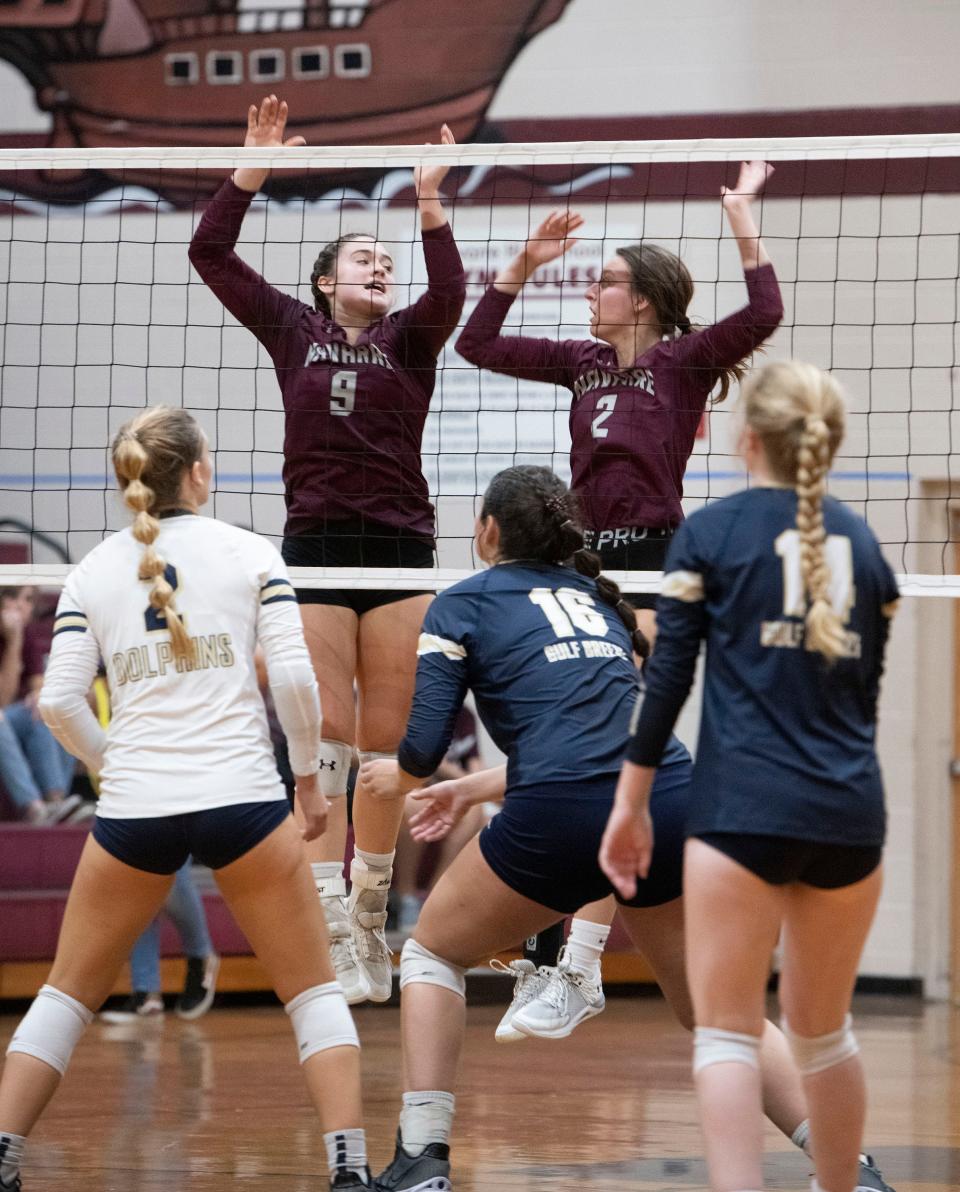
[456,160,783,641]
[602,361,899,1192]
[189,96,466,1005]
[0,407,372,1192]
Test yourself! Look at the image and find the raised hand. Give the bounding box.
[721,160,774,209]
[414,123,456,201]
[243,94,306,150]
[524,210,585,271]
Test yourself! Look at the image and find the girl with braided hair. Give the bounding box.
[357,463,893,1192]
[603,361,899,1192]
[456,161,783,644]
[189,95,466,1005]
[0,406,373,1192]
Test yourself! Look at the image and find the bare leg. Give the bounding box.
[353,594,432,855]
[683,840,785,1192]
[780,867,883,1192]
[213,815,363,1131]
[0,837,171,1136]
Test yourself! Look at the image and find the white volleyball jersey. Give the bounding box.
[41,513,320,818]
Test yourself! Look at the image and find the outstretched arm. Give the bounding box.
[414,123,456,232]
[722,160,773,271]
[493,209,584,296]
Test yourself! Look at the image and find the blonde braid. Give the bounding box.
[112,417,196,663]
[795,415,847,661]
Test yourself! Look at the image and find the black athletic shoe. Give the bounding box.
[0,1174,21,1191]
[331,1166,372,1189]
[374,1132,451,1191]
[175,954,219,1021]
[856,1153,896,1192]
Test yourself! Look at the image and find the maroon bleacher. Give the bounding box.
[0,823,252,963]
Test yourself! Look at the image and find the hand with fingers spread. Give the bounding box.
[721,160,774,211]
[524,209,585,272]
[407,778,473,843]
[233,94,307,194]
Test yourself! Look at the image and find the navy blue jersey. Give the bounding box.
[627,487,899,847]
[398,561,689,792]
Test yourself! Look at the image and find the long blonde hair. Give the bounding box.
[111,407,205,662]
[743,361,847,660]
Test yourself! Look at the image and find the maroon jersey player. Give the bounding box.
[189,95,465,1007]
[456,161,783,639]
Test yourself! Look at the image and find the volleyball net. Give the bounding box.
[1,135,959,597]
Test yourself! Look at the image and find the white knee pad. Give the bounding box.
[692,1026,761,1075]
[7,984,94,1076]
[400,938,467,999]
[358,750,397,766]
[317,740,355,797]
[285,981,359,1063]
[782,1014,859,1076]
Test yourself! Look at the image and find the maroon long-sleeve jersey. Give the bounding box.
[457,264,783,530]
[189,178,466,538]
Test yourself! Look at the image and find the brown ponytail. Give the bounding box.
[111,407,205,664]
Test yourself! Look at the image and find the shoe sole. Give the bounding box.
[494,1023,527,1043]
[512,1000,605,1040]
[365,977,394,1003]
[384,1179,451,1191]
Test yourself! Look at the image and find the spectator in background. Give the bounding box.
[390,705,487,933]
[101,860,220,1023]
[0,587,79,824]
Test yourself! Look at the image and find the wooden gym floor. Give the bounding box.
[1,992,957,1190]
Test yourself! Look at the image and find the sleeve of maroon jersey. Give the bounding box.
[188,177,305,356]
[670,262,784,375]
[391,222,466,357]
[456,286,591,388]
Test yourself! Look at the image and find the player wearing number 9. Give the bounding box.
[602,361,900,1192]
[456,161,784,643]
[188,96,465,1005]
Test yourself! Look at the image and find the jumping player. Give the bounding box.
[188,96,466,1004]
[602,361,898,1192]
[358,465,892,1192]
[456,161,783,642]
[0,407,371,1192]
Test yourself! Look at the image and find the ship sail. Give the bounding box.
[97,0,152,55]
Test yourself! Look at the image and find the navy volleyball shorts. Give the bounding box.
[478,764,691,914]
[93,799,291,875]
[282,518,435,615]
[695,832,882,890]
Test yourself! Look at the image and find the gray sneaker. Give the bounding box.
[511,946,605,1039]
[490,959,546,1043]
[350,886,394,1003]
[323,895,371,1005]
[374,1132,451,1191]
[856,1154,896,1192]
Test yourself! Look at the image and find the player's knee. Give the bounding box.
[317,739,354,797]
[285,981,358,1062]
[692,1025,761,1074]
[7,984,95,1076]
[782,1013,859,1075]
[400,937,467,999]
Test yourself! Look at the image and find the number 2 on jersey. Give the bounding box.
[529,588,608,637]
[144,564,181,632]
[330,370,357,417]
[775,529,855,622]
[591,394,617,439]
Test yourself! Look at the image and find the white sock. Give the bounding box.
[323,1127,368,1183]
[792,1118,811,1155]
[352,848,395,876]
[0,1133,25,1187]
[400,1090,455,1157]
[565,918,611,980]
[311,861,346,900]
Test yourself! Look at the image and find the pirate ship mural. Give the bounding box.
[0,0,572,199]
